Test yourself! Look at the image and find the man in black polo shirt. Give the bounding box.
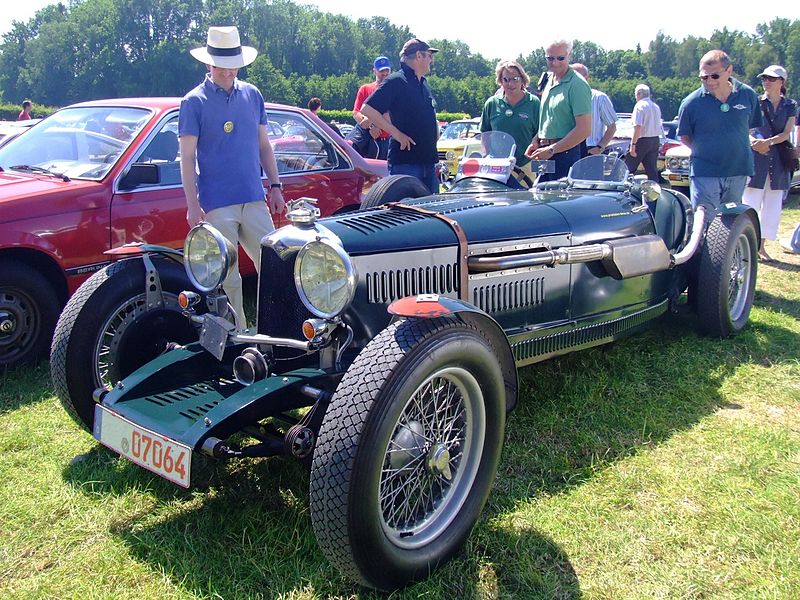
[360,38,440,194]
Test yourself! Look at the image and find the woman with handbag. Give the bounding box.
[742,64,798,261]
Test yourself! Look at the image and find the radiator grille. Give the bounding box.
[473,277,545,313]
[366,263,459,303]
[257,246,312,340]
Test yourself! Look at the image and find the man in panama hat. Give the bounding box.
[179,25,285,329]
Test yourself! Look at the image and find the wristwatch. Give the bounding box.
[270,182,283,191]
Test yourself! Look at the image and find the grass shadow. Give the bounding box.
[758,257,800,274]
[755,289,800,319]
[57,309,797,598]
[0,362,53,417]
[493,311,798,505]
[65,441,583,598]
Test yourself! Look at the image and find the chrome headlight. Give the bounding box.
[446,150,456,161]
[294,239,356,318]
[183,223,237,292]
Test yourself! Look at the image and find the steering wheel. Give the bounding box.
[512,165,535,189]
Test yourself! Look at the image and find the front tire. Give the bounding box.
[310,316,506,591]
[51,256,198,431]
[696,213,758,337]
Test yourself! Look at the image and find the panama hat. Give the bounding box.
[190,26,258,68]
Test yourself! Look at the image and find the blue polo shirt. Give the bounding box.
[677,78,762,178]
[364,62,438,165]
[179,75,268,212]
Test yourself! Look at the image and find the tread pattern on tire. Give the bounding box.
[695,213,756,337]
[50,261,128,429]
[309,315,465,585]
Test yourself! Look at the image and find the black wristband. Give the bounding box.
[270,183,283,190]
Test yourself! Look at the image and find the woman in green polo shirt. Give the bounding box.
[479,60,540,186]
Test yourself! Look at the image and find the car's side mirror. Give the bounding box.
[119,163,159,190]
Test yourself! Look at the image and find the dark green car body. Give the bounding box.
[55,158,760,591]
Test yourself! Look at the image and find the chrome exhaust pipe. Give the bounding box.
[671,205,706,266]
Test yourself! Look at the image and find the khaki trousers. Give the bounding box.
[205,201,275,328]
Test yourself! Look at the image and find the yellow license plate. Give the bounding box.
[94,406,191,487]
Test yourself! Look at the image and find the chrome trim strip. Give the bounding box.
[469,244,612,273]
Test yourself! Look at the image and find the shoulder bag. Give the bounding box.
[761,98,799,173]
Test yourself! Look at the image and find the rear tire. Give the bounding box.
[310,316,506,591]
[360,174,431,210]
[696,213,758,337]
[51,256,198,431]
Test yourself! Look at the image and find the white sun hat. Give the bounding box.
[190,26,258,69]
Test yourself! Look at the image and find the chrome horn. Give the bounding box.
[233,347,269,386]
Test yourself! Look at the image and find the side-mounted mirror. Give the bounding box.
[119,163,159,190]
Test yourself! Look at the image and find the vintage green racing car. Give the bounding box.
[51,132,759,591]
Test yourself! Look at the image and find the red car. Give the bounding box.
[0,98,386,368]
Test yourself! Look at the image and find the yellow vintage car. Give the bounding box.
[437,117,481,177]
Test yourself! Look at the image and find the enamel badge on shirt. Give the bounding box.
[224,120,234,133]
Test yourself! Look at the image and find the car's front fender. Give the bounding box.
[388,294,519,412]
[718,203,761,246]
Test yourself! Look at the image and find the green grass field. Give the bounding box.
[1,202,798,599]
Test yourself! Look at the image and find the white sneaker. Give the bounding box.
[780,238,799,254]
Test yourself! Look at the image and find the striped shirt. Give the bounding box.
[588,89,617,146]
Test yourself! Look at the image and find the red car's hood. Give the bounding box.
[0,170,104,224]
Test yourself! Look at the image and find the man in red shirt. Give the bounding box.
[350,56,392,159]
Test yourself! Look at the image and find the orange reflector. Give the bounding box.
[178,292,190,309]
[302,320,316,340]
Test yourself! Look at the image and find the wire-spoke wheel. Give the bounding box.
[697,213,758,337]
[51,257,197,431]
[310,316,507,591]
[726,234,753,323]
[379,366,485,548]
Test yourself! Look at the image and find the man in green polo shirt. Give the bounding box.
[525,39,592,181]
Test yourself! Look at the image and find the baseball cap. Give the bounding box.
[400,38,440,57]
[758,65,787,79]
[374,56,391,71]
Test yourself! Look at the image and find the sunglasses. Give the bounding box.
[761,75,782,82]
[501,76,522,83]
[545,55,567,62]
[699,72,723,81]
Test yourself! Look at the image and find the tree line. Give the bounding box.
[1,1,798,121]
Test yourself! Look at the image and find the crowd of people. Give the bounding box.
[163,25,800,321]
[346,39,800,256]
